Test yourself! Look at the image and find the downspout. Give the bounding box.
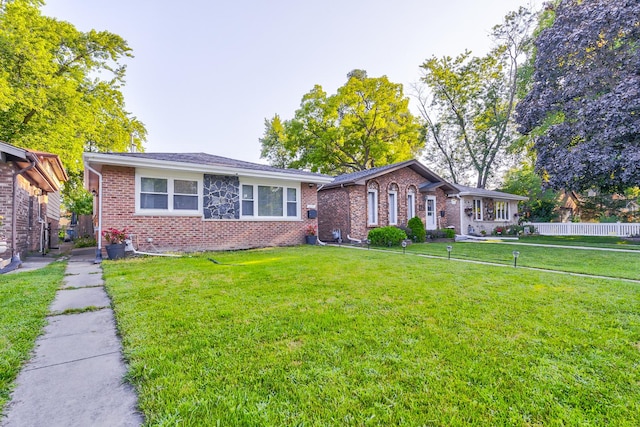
[11,152,38,263]
[86,164,103,264]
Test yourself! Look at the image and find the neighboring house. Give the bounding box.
[452,184,528,235]
[83,152,333,253]
[0,141,68,268]
[317,159,527,241]
[317,160,458,242]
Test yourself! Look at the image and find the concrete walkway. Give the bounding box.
[1,248,142,427]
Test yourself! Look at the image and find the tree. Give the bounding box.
[416,7,535,188]
[260,70,423,174]
[516,0,640,193]
[501,163,559,222]
[0,0,146,175]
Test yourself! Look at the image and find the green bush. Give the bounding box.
[407,216,426,242]
[427,228,456,239]
[442,228,456,238]
[368,226,407,247]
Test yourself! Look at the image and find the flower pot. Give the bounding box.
[305,235,317,245]
[105,243,126,260]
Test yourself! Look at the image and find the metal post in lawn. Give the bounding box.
[366,239,370,250]
[401,240,407,254]
[446,245,452,260]
[512,250,520,267]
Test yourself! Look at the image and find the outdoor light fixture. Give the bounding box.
[401,240,407,254]
[366,239,371,250]
[446,245,453,260]
[512,250,520,267]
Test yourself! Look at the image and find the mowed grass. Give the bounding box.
[400,241,640,280]
[0,262,66,411]
[103,247,640,426]
[519,235,640,250]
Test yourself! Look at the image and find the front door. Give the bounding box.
[426,196,437,230]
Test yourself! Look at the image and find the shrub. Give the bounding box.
[442,228,456,239]
[426,228,456,239]
[368,226,407,247]
[407,216,426,243]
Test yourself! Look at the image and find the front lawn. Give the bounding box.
[0,262,66,411]
[399,240,640,280]
[104,247,640,426]
[519,235,640,250]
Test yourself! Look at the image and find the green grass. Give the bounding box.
[518,235,640,250]
[398,241,640,280]
[0,262,66,411]
[103,247,640,426]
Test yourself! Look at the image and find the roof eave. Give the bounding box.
[82,152,333,183]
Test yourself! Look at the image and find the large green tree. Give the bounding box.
[260,70,423,174]
[501,163,559,222]
[416,7,535,188]
[0,0,146,175]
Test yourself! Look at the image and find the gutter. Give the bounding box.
[86,164,103,264]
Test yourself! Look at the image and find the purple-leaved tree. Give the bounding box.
[516,0,640,193]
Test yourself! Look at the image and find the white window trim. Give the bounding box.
[495,200,509,221]
[367,189,378,226]
[407,192,415,221]
[240,179,301,221]
[473,199,483,221]
[135,169,202,216]
[388,190,398,225]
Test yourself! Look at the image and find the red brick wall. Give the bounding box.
[318,167,453,241]
[0,161,50,257]
[99,166,320,252]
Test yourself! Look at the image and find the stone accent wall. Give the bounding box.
[318,166,453,241]
[203,175,239,220]
[99,165,320,252]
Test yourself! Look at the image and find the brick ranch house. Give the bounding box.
[1,141,68,270]
[83,152,333,255]
[317,159,527,242]
[317,160,458,242]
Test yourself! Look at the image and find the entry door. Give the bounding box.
[426,196,437,230]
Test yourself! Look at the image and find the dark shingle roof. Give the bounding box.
[323,159,455,190]
[450,183,529,200]
[330,161,413,186]
[106,152,330,179]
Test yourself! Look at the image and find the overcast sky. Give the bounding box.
[43,0,541,164]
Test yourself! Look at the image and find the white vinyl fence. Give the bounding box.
[525,222,640,237]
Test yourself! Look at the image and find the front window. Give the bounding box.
[473,199,483,221]
[495,200,509,221]
[173,179,198,210]
[140,177,168,209]
[258,186,283,217]
[407,192,416,220]
[388,191,398,225]
[139,175,200,213]
[241,183,298,218]
[287,188,297,217]
[242,185,254,216]
[367,189,378,225]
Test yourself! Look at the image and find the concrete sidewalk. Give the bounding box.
[1,248,142,427]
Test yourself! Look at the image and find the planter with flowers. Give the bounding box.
[305,225,317,245]
[102,227,129,260]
